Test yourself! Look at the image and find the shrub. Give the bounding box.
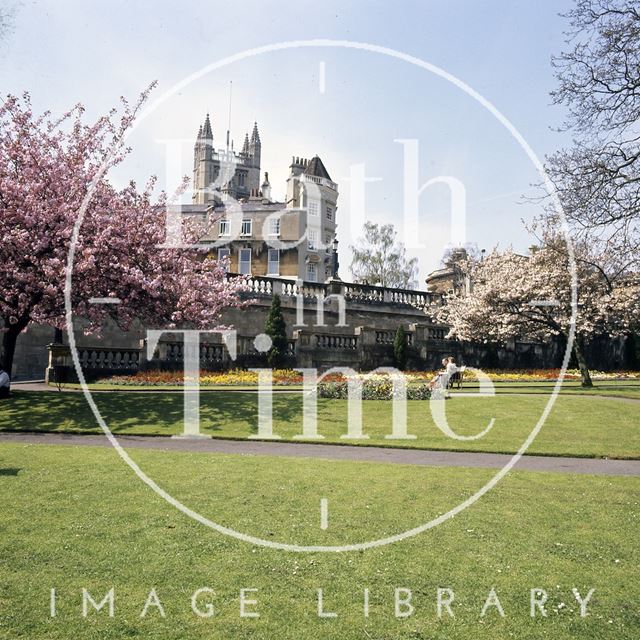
[393,326,408,370]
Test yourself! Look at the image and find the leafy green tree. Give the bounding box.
[264,294,289,368]
[393,325,408,371]
[349,222,418,289]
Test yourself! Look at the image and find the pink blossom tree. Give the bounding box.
[436,231,640,387]
[0,90,244,376]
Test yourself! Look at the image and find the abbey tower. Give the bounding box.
[192,114,262,204]
[190,113,338,282]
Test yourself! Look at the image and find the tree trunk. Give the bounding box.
[572,334,593,388]
[1,317,30,379]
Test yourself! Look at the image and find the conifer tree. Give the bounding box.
[393,325,408,371]
[265,294,288,368]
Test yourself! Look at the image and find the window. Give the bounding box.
[325,234,333,251]
[268,217,280,236]
[218,219,230,236]
[326,205,333,221]
[308,201,319,217]
[239,248,252,275]
[307,229,318,251]
[267,249,280,275]
[306,262,317,282]
[241,219,252,236]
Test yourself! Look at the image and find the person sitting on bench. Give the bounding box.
[428,357,449,390]
[445,356,461,389]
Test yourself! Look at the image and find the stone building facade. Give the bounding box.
[190,113,339,283]
[425,247,472,295]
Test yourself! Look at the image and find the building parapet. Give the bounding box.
[236,274,438,310]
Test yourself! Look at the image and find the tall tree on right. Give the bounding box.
[349,222,418,289]
[546,0,640,262]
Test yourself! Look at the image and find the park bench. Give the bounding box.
[448,365,466,390]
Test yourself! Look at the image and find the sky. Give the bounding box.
[0,0,576,283]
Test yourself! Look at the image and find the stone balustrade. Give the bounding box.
[315,333,358,350]
[45,344,141,383]
[427,326,449,340]
[292,323,450,370]
[77,346,141,370]
[374,330,414,345]
[233,273,437,311]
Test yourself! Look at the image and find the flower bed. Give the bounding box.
[95,368,640,387]
[459,369,640,382]
[318,379,432,400]
[101,369,300,386]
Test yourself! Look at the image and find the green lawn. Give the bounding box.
[459,380,640,400]
[0,443,637,639]
[1,389,639,458]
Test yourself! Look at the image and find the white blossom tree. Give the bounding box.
[436,231,640,387]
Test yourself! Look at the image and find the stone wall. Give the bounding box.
[11,275,635,380]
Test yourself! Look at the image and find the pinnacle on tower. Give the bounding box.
[202,113,213,140]
[241,133,249,155]
[196,124,203,140]
[250,121,260,144]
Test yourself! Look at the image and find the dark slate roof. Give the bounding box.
[179,201,287,215]
[178,204,209,214]
[237,201,285,212]
[304,155,332,181]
